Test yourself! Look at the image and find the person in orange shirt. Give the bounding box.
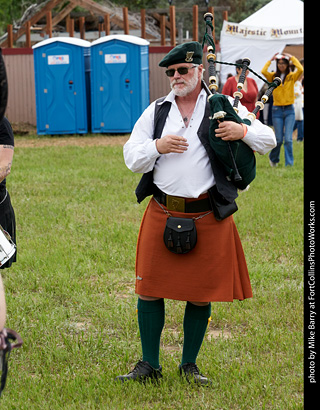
[222,59,259,115]
[261,53,303,167]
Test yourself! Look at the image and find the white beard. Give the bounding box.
[170,68,199,97]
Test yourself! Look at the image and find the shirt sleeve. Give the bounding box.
[221,77,234,97]
[290,56,304,82]
[250,78,258,96]
[227,96,276,155]
[0,118,14,146]
[123,102,161,173]
[261,60,274,83]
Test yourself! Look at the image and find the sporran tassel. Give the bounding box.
[185,232,191,250]
[167,230,174,248]
[176,235,182,254]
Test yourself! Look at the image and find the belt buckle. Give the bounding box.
[166,195,185,212]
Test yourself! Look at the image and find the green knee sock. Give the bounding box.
[137,298,165,369]
[181,301,211,365]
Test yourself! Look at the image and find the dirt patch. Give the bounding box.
[15,135,130,148]
[11,122,130,148]
[11,122,37,136]
[207,328,232,341]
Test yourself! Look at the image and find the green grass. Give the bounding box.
[1,136,303,409]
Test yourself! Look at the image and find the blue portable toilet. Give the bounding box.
[32,37,91,135]
[90,35,149,133]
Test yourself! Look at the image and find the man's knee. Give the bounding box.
[139,295,162,301]
[188,301,210,306]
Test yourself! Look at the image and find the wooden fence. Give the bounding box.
[1,3,303,127]
[2,43,304,127]
[2,47,175,126]
[2,5,227,48]
[2,49,37,125]
[1,3,229,126]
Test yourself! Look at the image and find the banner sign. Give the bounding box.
[222,20,303,41]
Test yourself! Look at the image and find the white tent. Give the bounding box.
[219,0,304,90]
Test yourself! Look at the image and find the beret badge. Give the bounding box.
[185,51,194,62]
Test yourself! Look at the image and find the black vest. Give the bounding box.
[135,97,238,204]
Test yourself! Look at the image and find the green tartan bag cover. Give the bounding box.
[208,93,256,190]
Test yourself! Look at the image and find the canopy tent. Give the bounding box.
[219,0,304,90]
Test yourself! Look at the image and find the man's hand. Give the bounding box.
[156,134,189,154]
[0,145,13,183]
[215,121,244,141]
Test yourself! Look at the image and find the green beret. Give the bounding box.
[159,41,203,67]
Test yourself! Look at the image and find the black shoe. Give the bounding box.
[179,363,212,386]
[115,360,163,383]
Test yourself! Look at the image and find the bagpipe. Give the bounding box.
[201,13,281,190]
[0,48,23,398]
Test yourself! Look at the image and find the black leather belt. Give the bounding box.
[153,191,212,213]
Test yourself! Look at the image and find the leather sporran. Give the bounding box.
[163,217,197,254]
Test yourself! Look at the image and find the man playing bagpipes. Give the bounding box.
[116,33,277,386]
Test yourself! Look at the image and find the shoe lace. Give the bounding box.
[184,363,201,375]
[130,360,152,376]
[131,360,145,374]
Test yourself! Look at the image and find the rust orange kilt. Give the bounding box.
[135,197,252,302]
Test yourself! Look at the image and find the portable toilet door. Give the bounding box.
[90,35,149,133]
[32,37,91,135]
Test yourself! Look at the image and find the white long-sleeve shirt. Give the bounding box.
[123,89,276,198]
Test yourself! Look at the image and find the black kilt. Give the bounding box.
[0,189,16,268]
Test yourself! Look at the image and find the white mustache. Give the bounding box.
[171,79,187,86]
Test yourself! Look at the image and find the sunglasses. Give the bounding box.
[165,65,197,77]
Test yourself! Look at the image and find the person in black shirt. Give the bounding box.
[0,53,22,398]
[0,117,16,269]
